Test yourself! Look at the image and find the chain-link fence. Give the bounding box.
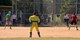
[0,0,80,26]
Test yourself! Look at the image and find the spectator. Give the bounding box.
[54,14,61,26]
[64,14,69,27]
[12,14,17,26]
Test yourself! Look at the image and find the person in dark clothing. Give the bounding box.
[12,14,17,26]
[64,14,69,27]
[0,13,2,25]
[69,13,78,30]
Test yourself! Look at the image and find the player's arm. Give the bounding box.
[29,16,32,22]
[37,17,40,23]
[76,16,78,21]
[69,16,72,21]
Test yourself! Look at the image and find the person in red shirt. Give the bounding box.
[69,13,78,30]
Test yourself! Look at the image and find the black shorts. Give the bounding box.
[70,20,77,25]
[64,19,69,22]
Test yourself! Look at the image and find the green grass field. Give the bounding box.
[0,37,80,40]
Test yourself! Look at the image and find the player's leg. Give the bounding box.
[66,19,69,27]
[76,25,78,30]
[64,19,67,27]
[30,25,34,37]
[69,20,73,30]
[35,25,41,37]
[74,21,79,30]
[9,21,12,29]
[68,26,70,30]
[4,20,8,29]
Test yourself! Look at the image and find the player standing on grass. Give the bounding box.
[29,12,41,37]
[5,11,12,29]
[69,13,78,30]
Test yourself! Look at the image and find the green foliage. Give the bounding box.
[60,0,76,14]
[60,0,76,22]
[17,0,34,13]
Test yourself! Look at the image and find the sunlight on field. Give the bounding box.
[0,37,80,40]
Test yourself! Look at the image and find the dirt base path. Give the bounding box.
[0,26,80,38]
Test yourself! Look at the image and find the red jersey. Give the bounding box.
[70,15,77,21]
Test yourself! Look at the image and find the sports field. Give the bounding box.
[0,26,80,40]
[0,37,80,40]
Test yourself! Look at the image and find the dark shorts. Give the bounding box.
[64,19,69,22]
[70,20,77,25]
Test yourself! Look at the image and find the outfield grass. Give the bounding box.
[0,37,80,40]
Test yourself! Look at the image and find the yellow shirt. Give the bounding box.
[29,15,40,25]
